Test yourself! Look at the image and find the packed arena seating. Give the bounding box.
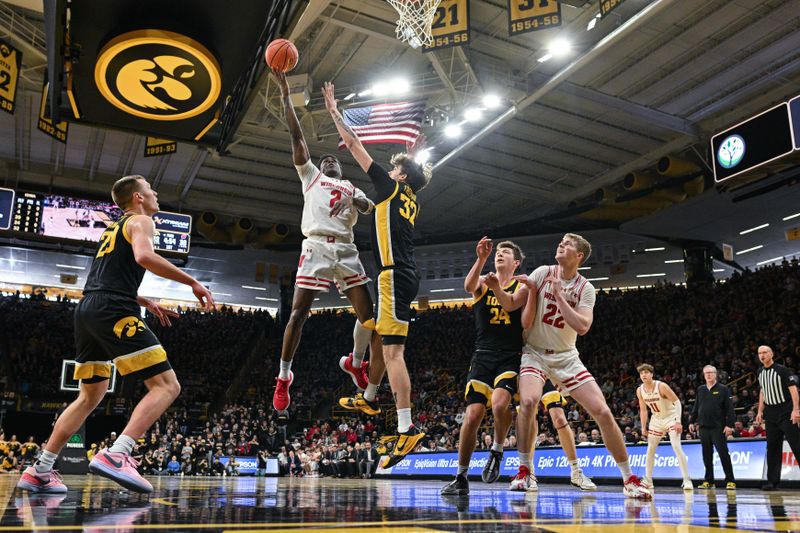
[1,261,797,476]
[0,293,272,406]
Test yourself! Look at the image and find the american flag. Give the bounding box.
[337,100,426,149]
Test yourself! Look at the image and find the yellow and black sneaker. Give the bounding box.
[379,425,425,469]
[338,393,381,415]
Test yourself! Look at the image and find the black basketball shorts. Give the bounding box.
[464,349,521,407]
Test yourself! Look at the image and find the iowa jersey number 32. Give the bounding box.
[398,193,418,225]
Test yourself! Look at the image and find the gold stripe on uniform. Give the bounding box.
[493,371,518,387]
[472,285,488,304]
[465,379,493,407]
[73,361,113,380]
[542,390,566,409]
[374,183,399,268]
[114,345,167,375]
[121,215,133,243]
[377,269,407,336]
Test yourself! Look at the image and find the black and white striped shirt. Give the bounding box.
[757,363,798,408]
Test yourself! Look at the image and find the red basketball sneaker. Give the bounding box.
[273,371,294,412]
[339,354,369,390]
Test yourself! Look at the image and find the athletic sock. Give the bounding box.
[34,450,58,473]
[364,383,379,402]
[352,320,371,367]
[279,359,292,380]
[491,441,503,453]
[457,464,469,476]
[569,459,580,474]
[618,459,633,480]
[108,434,136,455]
[519,452,531,469]
[397,408,412,433]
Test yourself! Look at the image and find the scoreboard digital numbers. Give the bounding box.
[423,0,470,52]
[153,210,192,254]
[508,0,561,36]
[13,192,43,233]
[711,102,794,183]
[0,188,13,230]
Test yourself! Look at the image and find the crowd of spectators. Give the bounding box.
[2,260,798,477]
[0,432,40,473]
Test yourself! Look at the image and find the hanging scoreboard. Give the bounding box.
[423,0,470,51]
[711,102,794,183]
[508,0,561,36]
[153,211,192,254]
[12,192,43,233]
[0,39,21,114]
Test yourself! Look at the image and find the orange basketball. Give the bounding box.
[265,39,298,73]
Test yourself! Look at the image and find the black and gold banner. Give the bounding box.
[0,39,21,114]
[144,136,178,157]
[600,0,625,17]
[38,83,69,143]
[423,0,470,52]
[508,0,561,36]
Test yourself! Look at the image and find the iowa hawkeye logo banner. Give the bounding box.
[0,38,21,114]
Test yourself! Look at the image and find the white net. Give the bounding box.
[385,0,441,48]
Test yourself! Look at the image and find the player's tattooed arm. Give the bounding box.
[273,68,309,165]
[323,81,374,172]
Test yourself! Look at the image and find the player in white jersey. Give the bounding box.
[502,233,650,498]
[271,69,380,421]
[636,363,692,492]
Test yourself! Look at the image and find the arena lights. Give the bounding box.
[256,296,279,301]
[548,37,571,57]
[644,247,665,252]
[414,148,431,165]
[482,94,502,109]
[586,13,601,31]
[736,245,763,255]
[444,124,462,138]
[664,259,684,264]
[713,268,726,272]
[783,212,800,221]
[756,256,784,266]
[577,266,591,271]
[56,263,86,270]
[430,288,455,293]
[241,285,267,291]
[739,223,769,235]
[463,108,483,122]
[587,276,609,281]
[537,53,553,63]
[636,273,666,278]
[366,78,411,98]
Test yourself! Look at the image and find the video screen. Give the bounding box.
[41,195,123,241]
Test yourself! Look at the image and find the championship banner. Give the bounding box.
[378,440,768,481]
[600,0,625,18]
[144,136,178,157]
[38,82,69,143]
[423,0,470,52]
[508,0,561,36]
[0,39,21,114]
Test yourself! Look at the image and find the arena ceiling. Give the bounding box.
[0,0,799,300]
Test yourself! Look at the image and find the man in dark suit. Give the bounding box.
[359,441,378,478]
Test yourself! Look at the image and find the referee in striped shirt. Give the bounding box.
[755,345,800,490]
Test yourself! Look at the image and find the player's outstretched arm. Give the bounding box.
[636,388,649,437]
[128,215,215,311]
[513,275,538,329]
[273,68,309,166]
[323,81,373,172]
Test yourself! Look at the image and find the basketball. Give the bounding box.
[265,39,298,72]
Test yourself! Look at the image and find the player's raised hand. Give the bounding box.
[330,195,353,218]
[545,267,564,296]
[192,282,216,312]
[484,272,501,290]
[513,274,536,289]
[272,68,289,97]
[322,81,338,113]
[476,236,492,260]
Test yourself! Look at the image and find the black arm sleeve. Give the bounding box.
[367,162,398,203]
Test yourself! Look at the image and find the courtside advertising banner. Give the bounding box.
[378,440,769,481]
[218,456,278,475]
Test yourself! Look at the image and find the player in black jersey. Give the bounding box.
[17,175,214,495]
[441,238,525,495]
[323,81,431,469]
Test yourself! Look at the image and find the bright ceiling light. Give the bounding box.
[444,124,462,138]
[482,94,501,109]
[390,78,410,95]
[255,296,279,301]
[756,256,783,266]
[241,285,267,291]
[578,266,591,271]
[783,212,800,221]
[664,259,684,264]
[739,223,769,235]
[538,53,553,63]
[357,89,372,97]
[636,273,666,278]
[713,268,725,273]
[371,82,388,97]
[645,247,665,252]
[56,264,86,270]
[414,148,431,165]
[736,245,763,255]
[430,288,455,293]
[547,37,571,57]
[587,277,608,281]
[463,108,483,122]
[343,92,356,101]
